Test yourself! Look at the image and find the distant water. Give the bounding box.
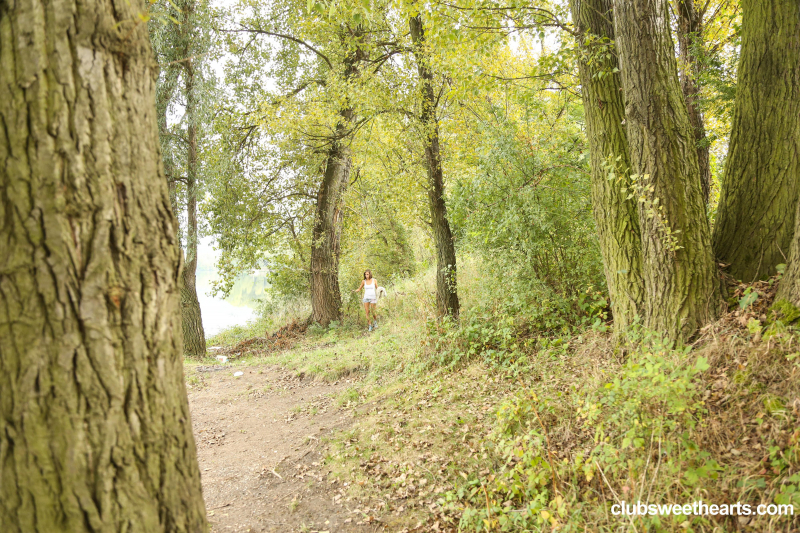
[197,290,256,337]
[196,272,268,338]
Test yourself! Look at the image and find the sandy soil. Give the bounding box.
[187,364,382,533]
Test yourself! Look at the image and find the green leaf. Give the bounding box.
[739,289,758,309]
[693,356,710,373]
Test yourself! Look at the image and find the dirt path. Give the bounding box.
[187,364,377,533]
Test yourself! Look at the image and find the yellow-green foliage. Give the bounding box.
[771,299,800,324]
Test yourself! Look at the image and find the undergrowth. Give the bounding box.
[434,286,800,532]
[197,261,800,532]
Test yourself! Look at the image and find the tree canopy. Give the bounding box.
[186,0,793,342]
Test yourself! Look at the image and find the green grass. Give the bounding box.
[205,316,273,348]
[189,261,800,532]
[336,387,360,407]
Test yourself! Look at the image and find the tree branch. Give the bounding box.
[220,24,333,69]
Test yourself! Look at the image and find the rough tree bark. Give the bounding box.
[310,119,352,326]
[181,58,207,356]
[675,0,711,203]
[777,199,800,305]
[410,14,460,318]
[614,0,720,340]
[0,0,208,530]
[309,36,364,326]
[712,0,800,282]
[569,0,644,332]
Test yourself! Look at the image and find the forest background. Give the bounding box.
[144,1,800,529]
[3,0,799,531]
[152,0,750,348]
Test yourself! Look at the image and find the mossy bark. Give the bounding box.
[614,0,720,340]
[569,0,644,332]
[410,14,460,319]
[0,0,208,529]
[712,0,800,282]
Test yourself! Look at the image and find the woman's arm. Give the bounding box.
[353,280,364,293]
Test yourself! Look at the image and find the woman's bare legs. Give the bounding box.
[363,301,372,325]
[369,303,377,326]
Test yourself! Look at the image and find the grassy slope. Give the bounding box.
[195,266,800,532]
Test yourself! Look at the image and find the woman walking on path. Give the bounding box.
[353,270,379,331]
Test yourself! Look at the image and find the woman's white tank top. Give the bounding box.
[364,280,376,299]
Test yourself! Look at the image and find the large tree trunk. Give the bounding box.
[570,0,644,332]
[712,0,800,282]
[181,59,207,356]
[675,0,711,203]
[410,14,460,318]
[309,36,364,326]
[614,0,720,341]
[0,0,208,530]
[310,125,351,326]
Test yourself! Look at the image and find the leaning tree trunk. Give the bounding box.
[310,123,352,326]
[570,0,644,332]
[0,0,208,530]
[614,0,720,341]
[410,14,460,318]
[712,0,800,282]
[181,59,207,356]
[675,0,711,203]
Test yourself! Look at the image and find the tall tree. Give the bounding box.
[712,0,800,282]
[152,0,209,355]
[614,0,720,340]
[675,0,712,203]
[310,92,356,325]
[570,0,644,332]
[307,27,367,326]
[181,52,207,354]
[409,14,460,318]
[212,0,388,326]
[0,0,207,530]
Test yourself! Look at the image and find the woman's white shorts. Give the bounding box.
[362,298,377,304]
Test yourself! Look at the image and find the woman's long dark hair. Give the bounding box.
[363,269,372,280]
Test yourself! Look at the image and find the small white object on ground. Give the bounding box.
[234,371,244,377]
[216,355,228,364]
